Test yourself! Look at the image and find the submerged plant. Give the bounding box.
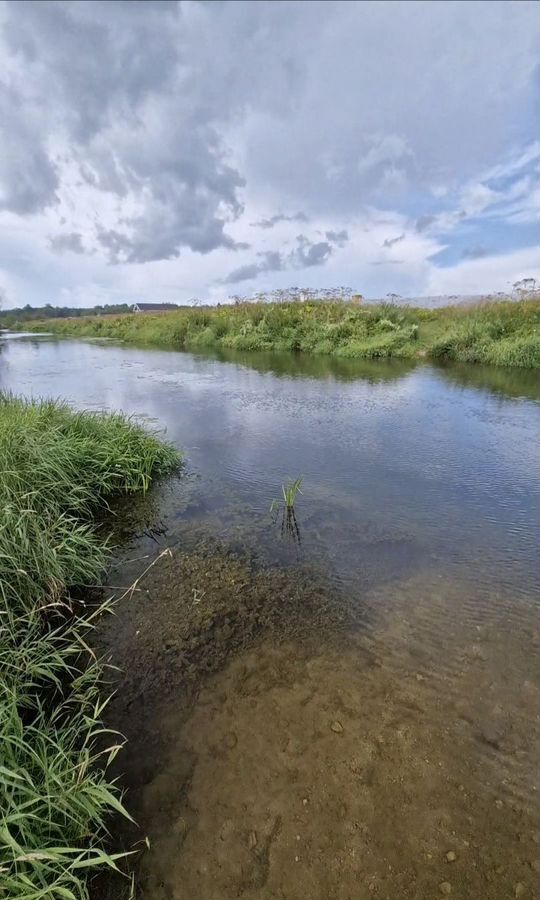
[270,476,303,512]
[279,505,302,548]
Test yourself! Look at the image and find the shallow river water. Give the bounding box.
[2,335,540,899]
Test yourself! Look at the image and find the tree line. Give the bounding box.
[0,303,133,327]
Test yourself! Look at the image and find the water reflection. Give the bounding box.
[274,505,302,550]
[434,359,540,402]
[0,331,53,341]
[197,345,417,383]
[1,337,538,608]
[3,334,540,900]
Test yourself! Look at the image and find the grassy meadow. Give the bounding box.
[0,394,179,899]
[28,297,540,368]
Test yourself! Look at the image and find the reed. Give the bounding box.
[270,476,303,512]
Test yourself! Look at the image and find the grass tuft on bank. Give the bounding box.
[0,394,180,899]
[27,297,540,368]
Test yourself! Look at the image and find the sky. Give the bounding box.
[0,0,539,308]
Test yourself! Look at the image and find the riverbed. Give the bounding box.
[1,335,539,899]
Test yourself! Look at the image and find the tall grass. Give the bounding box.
[0,394,180,899]
[28,298,540,368]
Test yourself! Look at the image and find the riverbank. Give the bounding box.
[27,298,540,368]
[0,394,179,898]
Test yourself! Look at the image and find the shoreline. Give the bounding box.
[24,297,540,369]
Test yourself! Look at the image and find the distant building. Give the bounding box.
[131,302,178,313]
[351,294,364,304]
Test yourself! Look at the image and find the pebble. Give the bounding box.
[220,820,234,841]
[302,798,308,806]
[446,851,456,862]
[530,860,540,873]
[224,732,238,749]
[439,882,452,895]
[495,799,504,809]
[514,884,526,897]
[247,830,257,850]
[331,721,344,733]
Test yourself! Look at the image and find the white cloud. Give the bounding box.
[0,0,538,305]
[357,134,413,176]
[426,246,540,296]
[459,182,499,217]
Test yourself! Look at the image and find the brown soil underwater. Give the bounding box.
[95,542,540,900]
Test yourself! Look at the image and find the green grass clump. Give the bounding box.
[270,476,303,513]
[425,298,540,366]
[0,393,180,898]
[28,297,540,369]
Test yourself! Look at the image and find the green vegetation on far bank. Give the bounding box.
[27,298,540,368]
[0,394,179,899]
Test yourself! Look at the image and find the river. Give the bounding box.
[1,334,539,899]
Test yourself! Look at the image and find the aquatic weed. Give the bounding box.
[270,476,303,512]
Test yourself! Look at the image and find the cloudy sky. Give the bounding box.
[0,0,539,308]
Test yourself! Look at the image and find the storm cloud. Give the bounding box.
[221,252,285,285]
[325,230,349,248]
[251,212,309,229]
[1,0,245,262]
[222,233,344,284]
[0,1,538,303]
[48,232,86,255]
[383,233,405,248]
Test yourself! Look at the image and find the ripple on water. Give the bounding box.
[2,337,540,899]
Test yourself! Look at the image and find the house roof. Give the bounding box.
[132,302,178,311]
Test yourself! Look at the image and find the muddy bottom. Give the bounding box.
[141,638,539,900]
[95,545,540,900]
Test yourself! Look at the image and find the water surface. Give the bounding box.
[2,336,539,899]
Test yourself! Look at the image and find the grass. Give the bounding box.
[26,297,540,368]
[270,478,303,548]
[0,394,180,899]
[270,476,303,513]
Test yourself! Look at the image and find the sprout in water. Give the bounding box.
[270,476,303,513]
[270,477,303,548]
